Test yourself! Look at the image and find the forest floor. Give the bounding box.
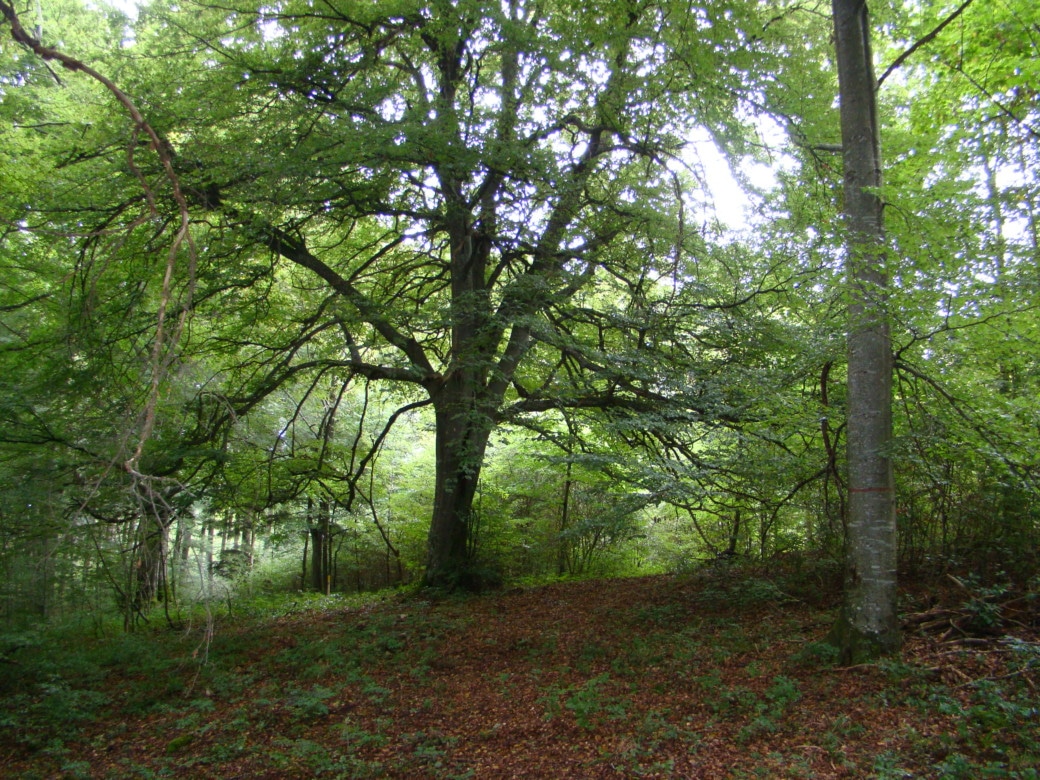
[2,563,1040,779]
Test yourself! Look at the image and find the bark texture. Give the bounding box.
[830,0,901,662]
[423,370,498,590]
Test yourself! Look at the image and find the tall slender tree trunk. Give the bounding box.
[558,459,574,576]
[829,0,900,662]
[206,521,215,576]
[301,514,309,590]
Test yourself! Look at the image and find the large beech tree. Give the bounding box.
[211,0,767,588]
[0,0,775,588]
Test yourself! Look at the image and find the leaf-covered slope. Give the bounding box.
[2,569,1038,778]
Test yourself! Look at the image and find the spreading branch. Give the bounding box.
[0,0,198,472]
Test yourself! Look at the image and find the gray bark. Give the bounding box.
[829,0,900,662]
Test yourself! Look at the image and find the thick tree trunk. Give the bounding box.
[829,0,900,662]
[421,188,503,588]
[423,378,495,589]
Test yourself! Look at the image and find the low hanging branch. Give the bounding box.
[0,1,198,473]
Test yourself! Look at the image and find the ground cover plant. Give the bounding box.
[2,564,1038,779]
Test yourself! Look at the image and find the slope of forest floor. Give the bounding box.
[2,564,1039,779]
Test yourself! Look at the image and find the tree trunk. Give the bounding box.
[423,378,495,589]
[206,521,215,576]
[421,192,503,589]
[558,460,574,576]
[134,513,170,608]
[241,513,255,569]
[829,0,900,662]
[301,517,309,590]
[310,526,326,593]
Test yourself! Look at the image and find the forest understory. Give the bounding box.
[2,563,1039,779]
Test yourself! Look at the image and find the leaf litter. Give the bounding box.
[2,567,1038,778]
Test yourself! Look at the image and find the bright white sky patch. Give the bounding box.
[98,0,139,18]
[681,128,756,229]
[681,115,795,232]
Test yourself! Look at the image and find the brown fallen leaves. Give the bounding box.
[2,568,1038,778]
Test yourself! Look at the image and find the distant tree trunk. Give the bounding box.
[310,525,326,593]
[134,511,171,607]
[206,521,215,576]
[727,510,741,557]
[828,0,900,662]
[219,510,230,559]
[361,468,404,587]
[558,460,574,576]
[331,525,343,592]
[31,535,53,619]
[169,518,186,601]
[301,521,309,590]
[241,512,255,569]
[309,497,334,593]
[819,361,847,551]
[177,518,192,562]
